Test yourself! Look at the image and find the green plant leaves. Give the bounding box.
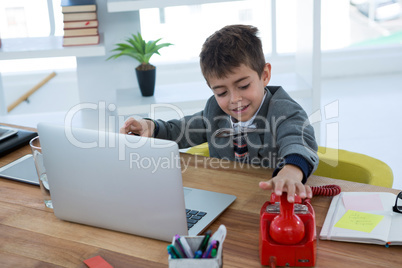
[107,32,173,65]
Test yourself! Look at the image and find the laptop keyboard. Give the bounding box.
[186,209,207,230]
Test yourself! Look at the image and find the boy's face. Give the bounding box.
[208,63,271,122]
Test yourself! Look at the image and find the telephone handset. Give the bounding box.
[269,194,305,245]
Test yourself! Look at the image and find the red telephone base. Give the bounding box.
[259,193,316,267]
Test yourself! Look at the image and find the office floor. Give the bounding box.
[1,71,402,190]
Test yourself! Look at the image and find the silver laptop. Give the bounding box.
[37,122,236,241]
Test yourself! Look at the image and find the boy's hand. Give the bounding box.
[259,164,312,203]
[120,117,154,137]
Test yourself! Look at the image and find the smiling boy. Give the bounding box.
[120,25,319,202]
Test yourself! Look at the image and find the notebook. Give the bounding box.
[320,191,402,246]
[0,125,38,157]
[37,122,236,241]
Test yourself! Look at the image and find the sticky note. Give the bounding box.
[84,256,113,268]
[335,210,384,233]
[342,194,384,211]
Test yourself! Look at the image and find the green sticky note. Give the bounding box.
[334,210,384,233]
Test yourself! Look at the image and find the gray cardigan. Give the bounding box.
[156,86,319,172]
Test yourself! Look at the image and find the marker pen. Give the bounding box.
[167,245,178,259]
[194,250,203,259]
[167,244,183,259]
[210,248,217,258]
[174,235,188,258]
[202,240,217,258]
[197,230,212,253]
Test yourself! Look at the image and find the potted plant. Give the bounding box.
[107,33,172,97]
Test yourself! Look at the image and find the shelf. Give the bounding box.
[107,0,240,12]
[0,35,106,60]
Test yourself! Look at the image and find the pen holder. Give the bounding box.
[168,236,223,268]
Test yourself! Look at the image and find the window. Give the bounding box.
[139,0,271,64]
[139,0,402,63]
[320,1,402,51]
[0,0,61,38]
[0,0,74,73]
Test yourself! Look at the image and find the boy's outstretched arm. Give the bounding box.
[120,117,155,137]
[259,164,312,203]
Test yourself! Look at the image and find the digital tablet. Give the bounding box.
[0,154,39,185]
[0,126,18,141]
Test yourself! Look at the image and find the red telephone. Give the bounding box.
[259,192,316,267]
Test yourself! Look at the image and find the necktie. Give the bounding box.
[214,124,255,163]
[233,132,249,163]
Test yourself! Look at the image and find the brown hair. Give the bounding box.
[199,24,266,82]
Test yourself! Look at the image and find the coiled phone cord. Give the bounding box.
[311,184,342,196]
[304,185,342,205]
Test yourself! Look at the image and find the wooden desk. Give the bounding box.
[0,143,401,267]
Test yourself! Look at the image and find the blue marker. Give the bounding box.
[194,250,203,259]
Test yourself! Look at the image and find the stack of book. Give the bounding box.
[62,0,99,47]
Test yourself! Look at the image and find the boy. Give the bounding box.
[120,25,318,202]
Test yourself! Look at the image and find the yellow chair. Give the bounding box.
[186,143,394,188]
[186,142,210,156]
[315,147,393,188]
